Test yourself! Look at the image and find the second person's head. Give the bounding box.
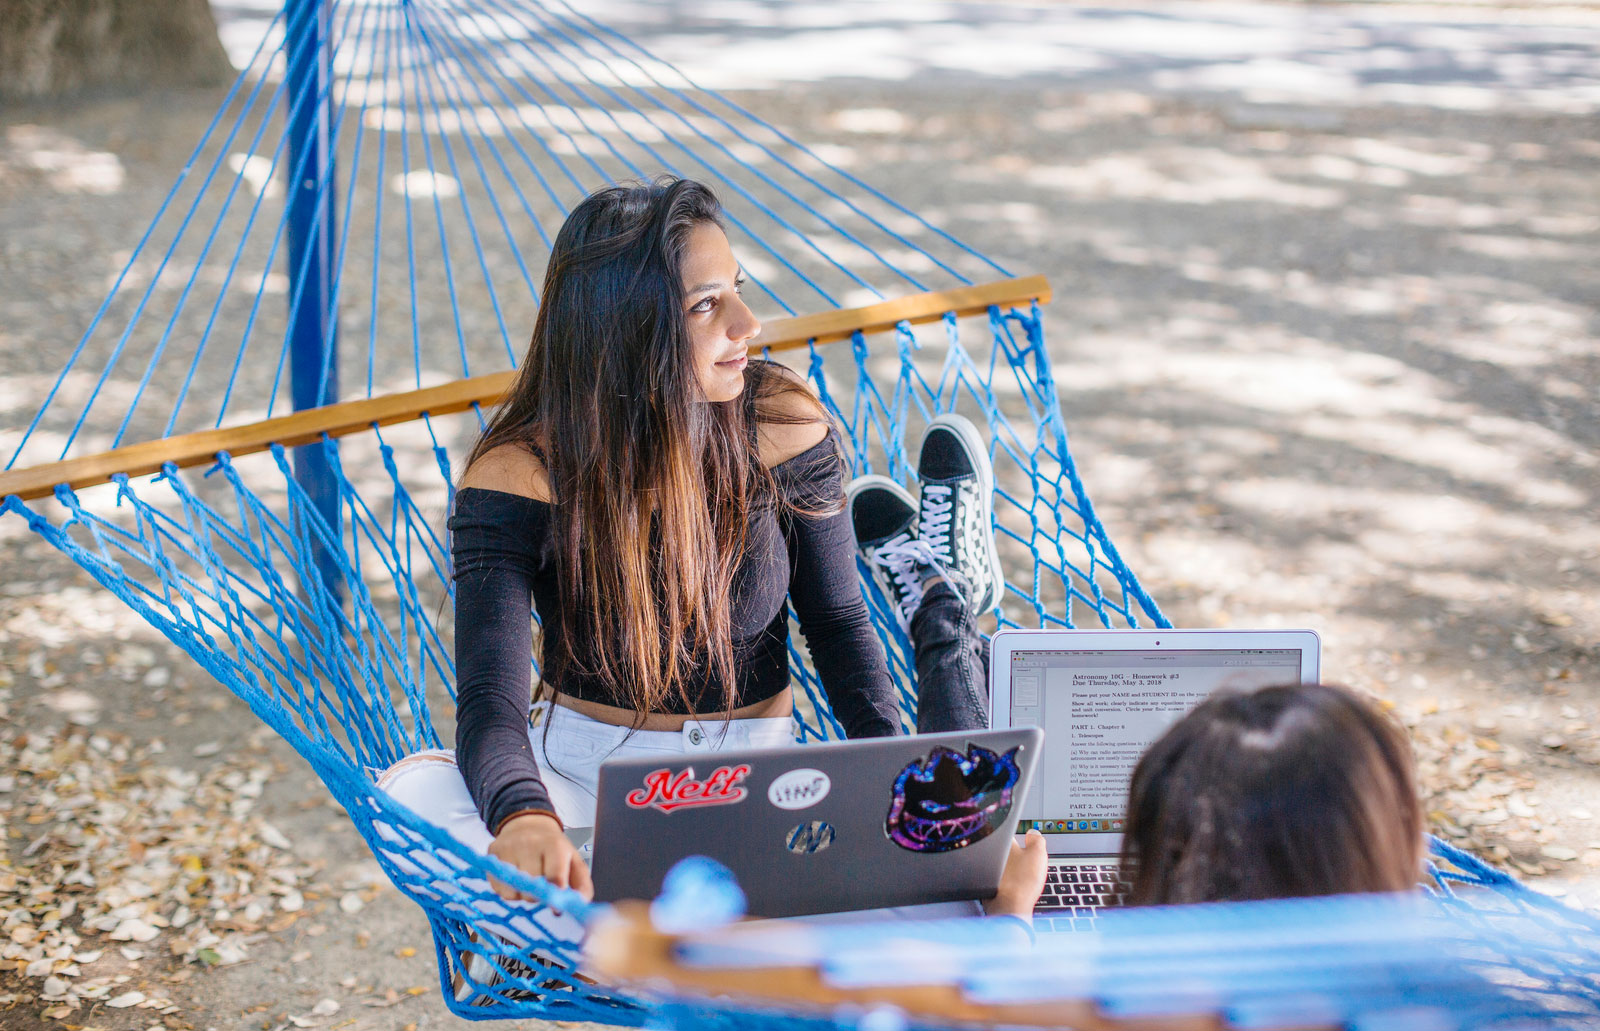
[1121,682,1424,905]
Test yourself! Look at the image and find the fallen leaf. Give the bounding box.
[258,822,292,850]
[110,919,159,943]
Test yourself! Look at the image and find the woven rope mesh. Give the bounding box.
[3,0,1598,1024]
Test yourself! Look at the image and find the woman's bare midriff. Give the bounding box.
[549,687,794,731]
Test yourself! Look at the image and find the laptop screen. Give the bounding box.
[1007,647,1304,854]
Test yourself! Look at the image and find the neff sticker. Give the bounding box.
[885,744,1020,853]
[768,769,831,810]
[625,765,750,814]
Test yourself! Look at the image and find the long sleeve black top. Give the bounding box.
[448,430,901,834]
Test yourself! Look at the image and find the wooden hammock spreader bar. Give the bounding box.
[584,903,1235,1031]
[0,274,1049,502]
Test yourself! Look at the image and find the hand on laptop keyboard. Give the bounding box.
[986,830,1050,919]
[1034,861,1132,925]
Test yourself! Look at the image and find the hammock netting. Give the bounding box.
[602,857,1600,1031]
[1,0,1596,1025]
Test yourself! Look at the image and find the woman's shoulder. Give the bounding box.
[451,445,553,561]
[757,417,830,470]
[460,443,552,503]
[751,363,830,470]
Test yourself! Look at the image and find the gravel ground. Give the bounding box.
[2,2,1598,1029]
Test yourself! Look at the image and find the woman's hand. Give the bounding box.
[986,829,1048,919]
[487,811,593,904]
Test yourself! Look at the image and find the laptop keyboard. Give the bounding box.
[1033,862,1130,932]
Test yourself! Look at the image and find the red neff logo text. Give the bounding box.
[625,765,751,813]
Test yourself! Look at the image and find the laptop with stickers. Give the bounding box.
[989,628,1320,931]
[590,727,1043,918]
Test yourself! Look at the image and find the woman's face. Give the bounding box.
[680,222,760,403]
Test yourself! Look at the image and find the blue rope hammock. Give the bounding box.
[592,855,1600,1030]
[2,0,1596,1025]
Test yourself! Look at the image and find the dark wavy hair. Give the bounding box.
[466,177,831,719]
[1121,682,1424,904]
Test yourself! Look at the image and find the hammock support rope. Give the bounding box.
[3,0,1598,1025]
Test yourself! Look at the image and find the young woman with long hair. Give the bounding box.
[377,178,1003,990]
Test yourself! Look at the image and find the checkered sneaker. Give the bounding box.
[452,934,597,1007]
[847,475,924,632]
[865,535,931,632]
[870,536,979,631]
[917,415,1002,612]
[453,945,546,1006]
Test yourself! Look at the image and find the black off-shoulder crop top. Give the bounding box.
[448,430,902,834]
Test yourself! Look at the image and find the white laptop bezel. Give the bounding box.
[990,628,1321,856]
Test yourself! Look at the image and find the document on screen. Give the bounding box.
[1010,649,1301,831]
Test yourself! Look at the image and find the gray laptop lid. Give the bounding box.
[591,727,1043,918]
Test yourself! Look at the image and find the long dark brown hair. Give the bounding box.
[467,178,832,720]
[1120,682,1424,904]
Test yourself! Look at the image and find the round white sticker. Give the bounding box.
[767,768,831,811]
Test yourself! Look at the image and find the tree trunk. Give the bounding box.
[0,0,234,100]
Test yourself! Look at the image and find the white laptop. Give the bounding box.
[989,628,1321,931]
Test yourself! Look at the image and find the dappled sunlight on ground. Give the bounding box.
[1023,147,1348,207]
[552,0,1600,115]
[0,126,124,194]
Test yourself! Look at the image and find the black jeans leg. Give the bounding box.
[909,580,991,733]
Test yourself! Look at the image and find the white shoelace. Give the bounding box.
[871,534,941,624]
[917,483,954,562]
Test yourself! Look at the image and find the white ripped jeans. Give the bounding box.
[378,699,982,946]
[375,701,795,945]
[380,700,796,844]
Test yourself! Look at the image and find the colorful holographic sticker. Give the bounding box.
[885,744,1021,853]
